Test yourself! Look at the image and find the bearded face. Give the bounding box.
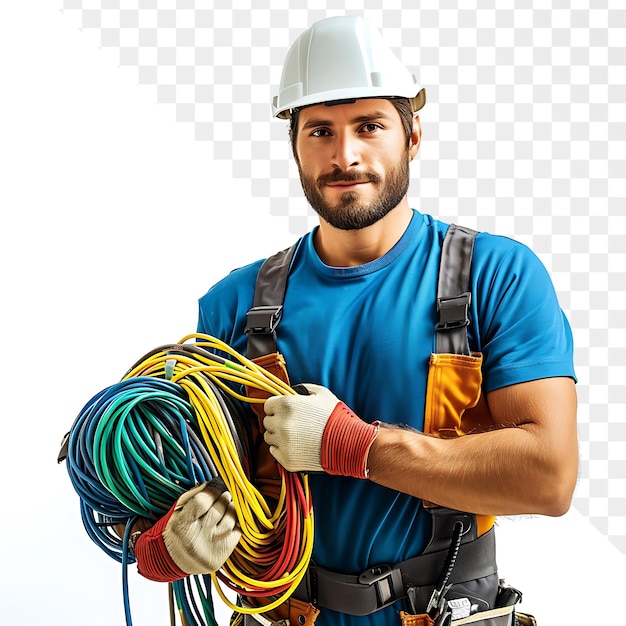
[297,153,411,230]
[293,99,415,231]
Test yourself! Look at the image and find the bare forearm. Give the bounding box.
[369,427,564,515]
[367,379,579,517]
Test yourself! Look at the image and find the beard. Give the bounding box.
[297,154,411,231]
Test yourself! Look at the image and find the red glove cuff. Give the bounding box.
[134,502,188,583]
[320,402,379,478]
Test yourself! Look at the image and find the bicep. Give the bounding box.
[487,377,576,427]
[486,377,578,476]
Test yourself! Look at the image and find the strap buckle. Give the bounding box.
[358,564,404,610]
[436,292,471,330]
[245,305,284,335]
[57,432,70,463]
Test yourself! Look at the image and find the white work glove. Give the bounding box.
[134,480,241,582]
[263,383,379,478]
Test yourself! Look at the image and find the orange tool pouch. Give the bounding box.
[240,596,320,626]
[276,597,320,626]
[400,612,435,626]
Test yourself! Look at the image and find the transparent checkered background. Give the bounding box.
[59,1,626,553]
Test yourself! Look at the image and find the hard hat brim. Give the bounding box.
[274,88,426,120]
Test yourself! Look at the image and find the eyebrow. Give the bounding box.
[300,111,392,131]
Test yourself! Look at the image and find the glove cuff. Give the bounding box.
[134,502,188,583]
[320,402,379,478]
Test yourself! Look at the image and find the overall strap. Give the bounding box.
[435,224,478,355]
[246,225,478,359]
[245,239,301,359]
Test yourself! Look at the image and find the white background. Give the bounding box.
[0,4,623,624]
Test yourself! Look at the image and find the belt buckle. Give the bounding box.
[358,564,403,610]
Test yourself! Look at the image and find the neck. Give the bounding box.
[313,202,413,267]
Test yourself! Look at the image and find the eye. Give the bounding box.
[359,122,382,133]
[311,128,332,137]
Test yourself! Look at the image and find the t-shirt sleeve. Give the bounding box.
[472,235,576,392]
[196,260,264,355]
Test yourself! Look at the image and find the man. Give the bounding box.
[134,16,578,626]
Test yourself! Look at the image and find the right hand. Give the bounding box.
[134,479,241,582]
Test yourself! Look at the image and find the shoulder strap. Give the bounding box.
[245,240,301,359]
[246,225,477,359]
[435,224,478,355]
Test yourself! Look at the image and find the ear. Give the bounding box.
[408,115,422,161]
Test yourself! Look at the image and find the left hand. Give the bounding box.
[263,383,379,477]
[134,480,241,582]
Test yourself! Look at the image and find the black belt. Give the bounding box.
[293,528,497,616]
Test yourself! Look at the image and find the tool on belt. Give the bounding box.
[242,224,537,626]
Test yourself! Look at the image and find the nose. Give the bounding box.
[332,131,360,170]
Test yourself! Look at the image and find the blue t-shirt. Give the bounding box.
[197,210,575,625]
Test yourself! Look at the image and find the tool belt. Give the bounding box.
[237,524,534,626]
[292,526,497,617]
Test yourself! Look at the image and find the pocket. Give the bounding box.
[399,612,435,626]
[235,597,320,626]
[446,572,500,614]
[424,353,484,438]
[451,604,514,625]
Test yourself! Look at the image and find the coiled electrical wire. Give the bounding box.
[62,333,314,625]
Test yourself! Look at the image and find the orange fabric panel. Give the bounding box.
[245,353,291,502]
[399,611,435,626]
[424,353,495,437]
[246,352,291,424]
[256,596,321,626]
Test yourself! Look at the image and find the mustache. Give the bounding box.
[317,170,381,185]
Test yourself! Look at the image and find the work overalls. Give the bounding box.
[238,225,535,626]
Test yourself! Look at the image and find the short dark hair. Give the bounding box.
[288,97,415,158]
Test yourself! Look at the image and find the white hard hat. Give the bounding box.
[272,15,426,119]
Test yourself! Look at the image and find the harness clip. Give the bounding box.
[436,292,471,330]
[358,564,404,610]
[245,305,284,335]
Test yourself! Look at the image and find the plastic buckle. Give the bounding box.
[358,564,404,610]
[245,305,283,335]
[57,432,70,463]
[436,292,471,330]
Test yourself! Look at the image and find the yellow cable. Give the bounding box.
[123,333,314,616]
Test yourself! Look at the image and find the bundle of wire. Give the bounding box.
[62,333,314,626]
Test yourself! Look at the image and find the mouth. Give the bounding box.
[325,179,372,189]
[327,181,367,187]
